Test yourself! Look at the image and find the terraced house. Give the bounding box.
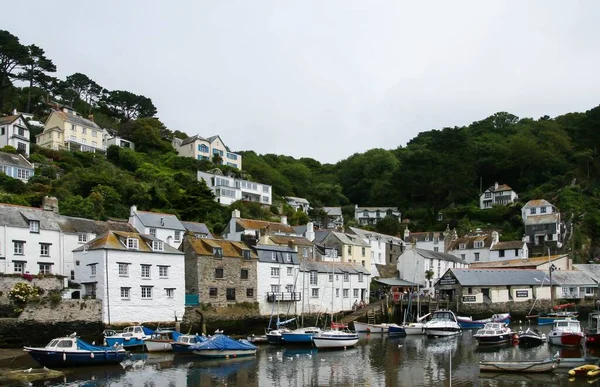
[172,134,242,169]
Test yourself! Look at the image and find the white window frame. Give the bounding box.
[127,238,139,250]
[159,266,168,278]
[174,231,181,242]
[353,289,359,298]
[29,221,39,233]
[118,263,129,277]
[270,284,280,293]
[78,233,88,243]
[343,273,349,282]
[165,288,175,298]
[90,264,97,276]
[311,288,319,298]
[271,267,280,277]
[152,241,164,251]
[309,271,318,285]
[14,262,24,273]
[39,263,51,275]
[141,264,151,279]
[14,242,24,255]
[343,289,349,298]
[40,243,50,256]
[358,273,364,282]
[287,267,293,276]
[120,287,130,299]
[141,286,152,299]
[149,228,157,237]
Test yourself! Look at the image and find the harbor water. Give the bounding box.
[5,322,600,386]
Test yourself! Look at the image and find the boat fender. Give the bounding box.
[569,364,600,376]
[90,352,94,359]
[63,352,66,362]
[587,367,600,378]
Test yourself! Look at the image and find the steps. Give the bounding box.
[340,299,384,324]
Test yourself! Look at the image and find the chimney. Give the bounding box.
[130,205,137,217]
[494,182,499,190]
[88,114,94,122]
[280,215,288,225]
[305,221,315,242]
[491,230,499,244]
[232,209,240,219]
[42,196,59,213]
[12,108,17,115]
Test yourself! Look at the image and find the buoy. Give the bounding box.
[588,367,600,378]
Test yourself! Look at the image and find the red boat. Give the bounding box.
[548,318,583,347]
[586,311,600,347]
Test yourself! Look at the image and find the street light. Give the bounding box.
[549,264,557,305]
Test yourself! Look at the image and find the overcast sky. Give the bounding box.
[7,1,600,163]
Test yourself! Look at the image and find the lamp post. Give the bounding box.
[549,264,557,306]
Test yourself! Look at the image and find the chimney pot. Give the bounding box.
[280,215,288,225]
[494,182,499,189]
[42,196,59,213]
[88,114,94,122]
[12,109,17,115]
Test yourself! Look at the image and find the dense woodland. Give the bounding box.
[1,30,600,262]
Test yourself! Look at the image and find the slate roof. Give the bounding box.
[356,206,399,212]
[484,183,513,193]
[135,210,185,231]
[73,231,182,254]
[490,241,526,250]
[327,231,369,247]
[236,218,296,234]
[181,221,213,238]
[313,230,329,244]
[447,234,493,251]
[54,110,100,130]
[524,213,560,225]
[469,254,567,268]
[286,196,310,204]
[405,231,445,242]
[0,203,134,234]
[187,237,256,259]
[0,115,20,125]
[414,249,465,264]
[0,152,33,168]
[293,225,307,235]
[320,207,341,216]
[269,235,314,247]
[446,269,550,286]
[254,245,300,264]
[302,261,370,275]
[180,134,209,146]
[573,264,600,282]
[524,199,553,208]
[348,227,404,244]
[375,277,419,287]
[550,270,596,286]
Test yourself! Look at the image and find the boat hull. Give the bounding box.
[586,333,600,347]
[281,333,317,344]
[548,332,583,347]
[518,335,544,347]
[105,337,145,349]
[457,314,511,329]
[193,349,256,358]
[538,314,579,326]
[145,340,173,352]
[475,334,512,345]
[353,322,388,333]
[388,326,406,336]
[425,328,461,337]
[171,343,194,353]
[267,333,284,344]
[479,359,558,373]
[404,324,425,335]
[25,348,128,368]
[313,335,359,349]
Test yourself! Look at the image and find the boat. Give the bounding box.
[145,329,181,352]
[388,324,406,336]
[479,358,558,373]
[104,325,154,349]
[548,318,584,347]
[24,334,129,367]
[568,364,600,377]
[534,303,579,326]
[352,322,391,333]
[403,322,425,335]
[559,357,600,371]
[190,334,257,358]
[246,334,269,344]
[280,327,322,344]
[586,311,600,347]
[517,328,546,347]
[312,330,359,349]
[473,322,513,345]
[171,334,207,353]
[423,310,461,338]
[457,313,511,329]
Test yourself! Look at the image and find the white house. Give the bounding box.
[0,197,134,277]
[355,206,401,226]
[102,130,135,151]
[198,170,272,206]
[0,112,30,155]
[479,182,518,209]
[521,199,562,253]
[255,245,301,316]
[223,209,299,243]
[173,134,242,169]
[446,230,493,263]
[0,151,34,182]
[313,207,344,229]
[347,227,405,277]
[489,238,529,261]
[128,205,186,249]
[73,230,185,324]
[403,228,448,253]
[285,196,310,213]
[397,247,468,292]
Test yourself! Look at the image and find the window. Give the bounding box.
[91,130,97,137]
[29,221,39,233]
[530,208,537,215]
[14,262,24,273]
[263,186,270,193]
[459,243,466,250]
[347,246,352,255]
[39,263,51,274]
[474,252,480,261]
[336,288,340,298]
[165,288,175,298]
[118,263,129,276]
[226,288,236,301]
[287,267,293,276]
[242,250,251,260]
[127,238,139,250]
[198,144,209,153]
[174,231,181,242]
[213,247,223,258]
[302,248,308,258]
[262,196,269,203]
[92,141,97,147]
[460,254,466,260]
[474,241,483,248]
[343,273,349,282]
[90,264,97,276]
[71,124,75,131]
[241,269,249,279]
[358,273,364,282]
[121,287,130,299]
[271,284,280,293]
[141,265,151,278]
[40,243,50,256]
[0,126,3,135]
[152,241,164,251]
[343,289,349,298]
[141,286,152,299]
[541,207,547,214]
[361,247,366,257]
[311,288,319,298]
[271,252,276,261]
[159,266,168,278]
[285,284,294,292]
[309,271,317,285]
[285,253,291,262]
[215,268,224,279]
[71,270,75,280]
[468,287,473,294]
[271,267,280,277]
[209,288,217,297]
[82,127,87,135]
[485,192,491,198]
[149,228,157,237]
[434,247,439,252]
[329,274,333,282]
[353,289,359,298]
[246,288,254,297]
[499,250,505,258]
[212,149,224,156]
[78,233,88,243]
[13,241,24,255]
[227,152,238,160]
[17,169,29,179]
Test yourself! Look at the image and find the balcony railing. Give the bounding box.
[267,292,301,302]
[561,293,584,299]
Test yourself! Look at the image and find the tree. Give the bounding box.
[375,215,401,236]
[0,30,28,111]
[100,90,157,121]
[64,73,104,112]
[18,44,56,113]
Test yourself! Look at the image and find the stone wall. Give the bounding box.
[0,275,65,304]
[0,318,104,348]
[19,299,102,322]
[456,298,598,319]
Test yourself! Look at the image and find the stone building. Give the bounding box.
[182,236,258,307]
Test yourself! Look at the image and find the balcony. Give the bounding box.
[267,292,301,302]
[561,293,583,299]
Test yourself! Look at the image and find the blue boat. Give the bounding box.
[24,334,128,368]
[388,325,407,336]
[190,334,257,358]
[281,327,321,344]
[457,313,511,329]
[104,325,154,349]
[171,334,207,353]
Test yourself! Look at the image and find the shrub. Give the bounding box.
[47,291,62,307]
[8,282,39,313]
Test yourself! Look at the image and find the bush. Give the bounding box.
[47,291,62,307]
[8,282,39,313]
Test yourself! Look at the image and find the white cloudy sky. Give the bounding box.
[7,1,600,163]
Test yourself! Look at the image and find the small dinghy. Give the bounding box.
[517,328,546,347]
[171,334,207,353]
[474,322,512,345]
[190,334,257,358]
[457,313,511,329]
[479,358,558,373]
[24,334,128,368]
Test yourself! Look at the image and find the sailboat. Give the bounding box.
[266,254,294,344]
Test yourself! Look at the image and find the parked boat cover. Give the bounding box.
[143,327,155,335]
[77,339,123,351]
[190,334,257,351]
[172,331,182,341]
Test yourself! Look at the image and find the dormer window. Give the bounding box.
[474,241,483,248]
[271,252,276,260]
[285,253,291,262]
[540,207,547,214]
[213,247,223,258]
[78,233,88,243]
[127,238,139,250]
[242,250,251,260]
[29,220,39,233]
[530,208,537,215]
[152,241,164,251]
[459,243,466,250]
